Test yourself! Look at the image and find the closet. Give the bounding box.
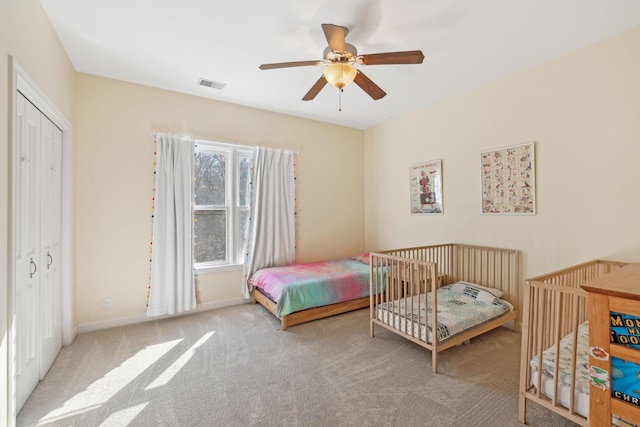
[14,92,63,412]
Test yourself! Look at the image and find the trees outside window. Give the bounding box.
[193,141,252,269]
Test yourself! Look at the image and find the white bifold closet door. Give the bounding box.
[14,92,63,413]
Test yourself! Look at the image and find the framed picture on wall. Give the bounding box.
[410,159,443,215]
[480,142,535,214]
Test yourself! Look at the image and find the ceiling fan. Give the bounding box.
[259,23,425,102]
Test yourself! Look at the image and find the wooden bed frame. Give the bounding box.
[369,243,521,374]
[253,288,370,331]
[518,259,628,426]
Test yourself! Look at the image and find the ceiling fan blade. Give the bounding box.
[322,23,347,52]
[259,60,323,70]
[302,75,328,101]
[359,50,425,65]
[353,70,386,100]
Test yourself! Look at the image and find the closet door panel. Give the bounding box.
[15,93,42,412]
[39,118,63,377]
[14,89,65,413]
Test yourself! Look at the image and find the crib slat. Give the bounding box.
[370,244,519,375]
[518,259,628,426]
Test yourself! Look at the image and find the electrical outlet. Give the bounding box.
[102,297,112,310]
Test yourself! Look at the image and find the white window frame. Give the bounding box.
[194,140,252,274]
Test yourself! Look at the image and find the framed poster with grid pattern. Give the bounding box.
[480,142,535,214]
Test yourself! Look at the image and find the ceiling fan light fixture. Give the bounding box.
[323,63,357,89]
[259,23,422,101]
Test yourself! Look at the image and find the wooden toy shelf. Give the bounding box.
[582,263,640,426]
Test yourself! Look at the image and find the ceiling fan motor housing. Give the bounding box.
[323,44,357,64]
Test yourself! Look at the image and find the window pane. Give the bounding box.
[238,156,252,207]
[237,208,250,260]
[194,151,225,205]
[194,210,226,263]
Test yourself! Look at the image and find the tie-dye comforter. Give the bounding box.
[250,258,371,318]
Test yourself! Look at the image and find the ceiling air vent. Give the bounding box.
[198,78,226,90]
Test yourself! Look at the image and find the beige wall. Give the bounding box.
[73,74,365,327]
[1,0,76,424]
[364,27,640,281]
[4,1,639,422]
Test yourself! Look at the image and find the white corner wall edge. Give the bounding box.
[76,298,252,334]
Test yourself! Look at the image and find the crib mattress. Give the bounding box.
[529,321,591,396]
[376,282,513,343]
[531,369,589,418]
[528,322,636,425]
[531,372,640,425]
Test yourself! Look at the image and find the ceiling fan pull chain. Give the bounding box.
[339,88,342,112]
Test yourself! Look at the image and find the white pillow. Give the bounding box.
[454,281,504,298]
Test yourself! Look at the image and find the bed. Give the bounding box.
[369,243,520,374]
[518,259,629,426]
[251,254,372,330]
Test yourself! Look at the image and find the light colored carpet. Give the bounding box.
[18,304,578,426]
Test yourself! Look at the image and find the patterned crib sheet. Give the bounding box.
[529,321,590,394]
[376,282,513,343]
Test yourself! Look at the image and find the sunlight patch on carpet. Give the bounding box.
[97,402,148,427]
[39,339,181,424]
[145,331,215,390]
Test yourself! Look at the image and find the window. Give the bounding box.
[193,140,253,270]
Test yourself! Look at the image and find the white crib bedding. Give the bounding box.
[528,321,591,416]
[531,369,590,418]
[531,370,637,424]
[376,282,514,343]
[528,322,638,426]
[529,321,591,396]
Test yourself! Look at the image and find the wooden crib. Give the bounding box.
[369,243,520,374]
[518,259,629,426]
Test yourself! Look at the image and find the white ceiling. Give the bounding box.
[41,0,640,130]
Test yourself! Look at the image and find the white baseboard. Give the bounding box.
[75,297,251,335]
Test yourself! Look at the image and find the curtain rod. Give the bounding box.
[150,131,299,155]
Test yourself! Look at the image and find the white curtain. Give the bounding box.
[242,147,296,298]
[147,133,196,316]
